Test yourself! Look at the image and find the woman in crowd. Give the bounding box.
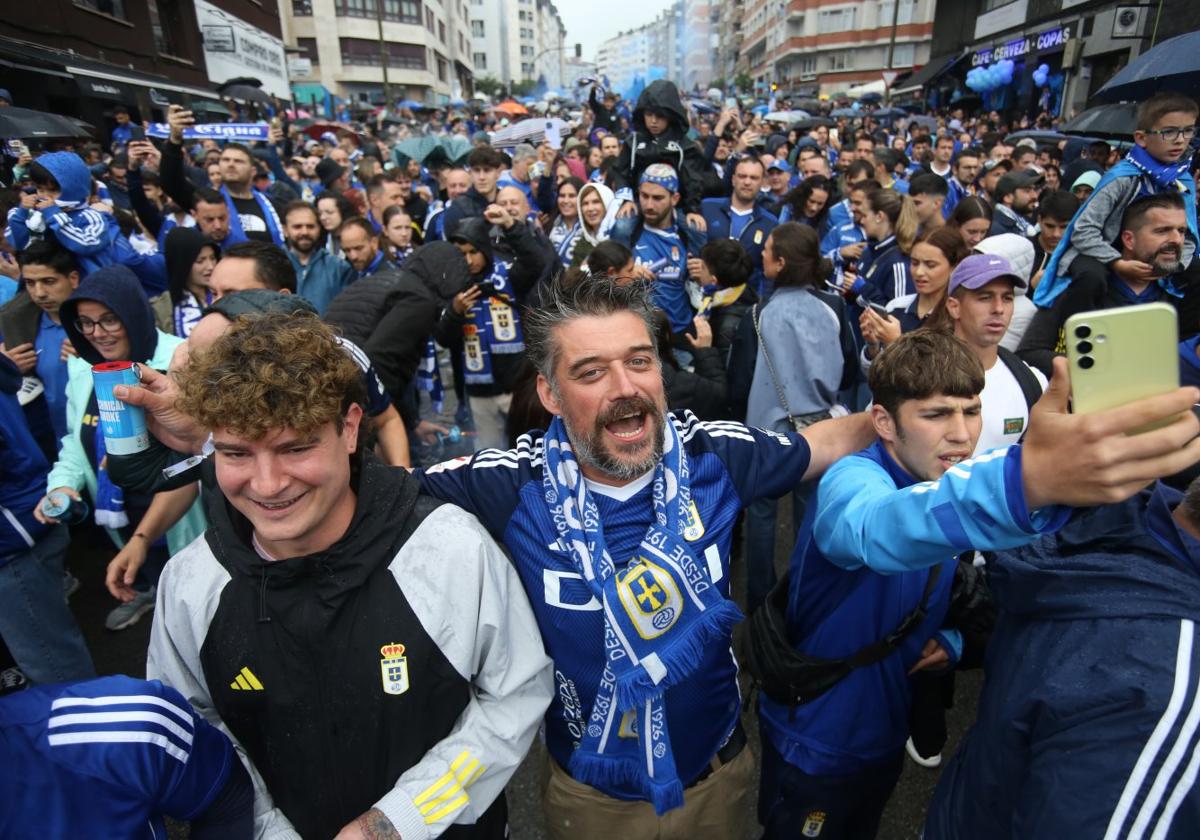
[558,181,617,269]
[860,226,969,364]
[150,227,219,338]
[730,222,855,612]
[34,265,205,632]
[776,175,832,228]
[381,204,419,267]
[544,176,584,251]
[947,195,993,250]
[850,187,918,305]
[585,144,603,174]
[315,190,356,257]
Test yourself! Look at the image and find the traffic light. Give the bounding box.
[575,43,582,58]
[770,82,778,91]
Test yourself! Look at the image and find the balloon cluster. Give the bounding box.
[1032,63,1051,88]
[966,59,1015,93]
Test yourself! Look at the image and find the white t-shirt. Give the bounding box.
[975,354,1047,455]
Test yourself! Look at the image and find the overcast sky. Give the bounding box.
[558,0,678,64]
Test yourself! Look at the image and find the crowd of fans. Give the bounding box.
[2,78,1200,838]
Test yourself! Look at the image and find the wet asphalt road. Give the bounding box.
[57,374,980,839]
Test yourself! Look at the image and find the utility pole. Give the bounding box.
[884,0,901,104]
[375,0,392,108]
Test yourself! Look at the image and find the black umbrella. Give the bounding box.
[0,107,93,140]
[1005,129,1066,146]
[793,116,835,131]
[218,78,273,105]
[870,107,908,120]
[1096,31,1200,103]
[1062,102,1138,140]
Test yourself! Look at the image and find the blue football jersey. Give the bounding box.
[0,675,236,838]
[417,412,812,799]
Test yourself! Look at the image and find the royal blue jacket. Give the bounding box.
[927,482,1200,839]
[0,355,51,563]
[701,197,779,297]
[852,234,913,306]
[759,442,1068,775]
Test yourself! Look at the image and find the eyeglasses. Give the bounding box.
[1146,126,1197,142]
[74,314,123,334]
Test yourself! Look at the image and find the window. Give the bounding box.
[983,0,1018,9]
[334,0,421,24]
[149,0,185,56]
[473,51,487,69]
[75,0,128,19]
[520,45,533,57]
[520,27,533,38]
[425,8,435,31]
[817,7,856,33]
[438,20,445,42]
[828,52,852,71]
[340,38,427,68]
[291,0,312,13]
[521,62,534,76]
[471,19,484,36]
[437,55,448,81]
[297,37,319,64]
[796,56,817,74]
[889,43,915,67]
[877,0,915,26]
[459,33,465,52]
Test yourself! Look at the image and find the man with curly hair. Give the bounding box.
[145,312,553,840]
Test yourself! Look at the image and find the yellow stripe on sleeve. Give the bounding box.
[425,793,470,825]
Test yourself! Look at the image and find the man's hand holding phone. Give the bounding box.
[166,104,195,145]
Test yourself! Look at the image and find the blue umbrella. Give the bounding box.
[1097,31,1200,102]
[398,99,428,110]
[830,108,858,118]
[859,92,884,104]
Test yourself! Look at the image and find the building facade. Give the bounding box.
[596,1,688,97]
[280,0,474,109]
[466,0,565,89]
[741,0,936,99]
[1,0,283,130]
[923,0,1165,119]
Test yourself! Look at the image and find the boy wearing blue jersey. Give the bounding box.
[755,328,1200,839]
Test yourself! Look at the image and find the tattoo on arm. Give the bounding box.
[357,808,401,839]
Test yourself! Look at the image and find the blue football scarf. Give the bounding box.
[541,414,742,814]
[173,289,211,338]
[462,265,523,386]
[1035,145,1197,308]
[416,337,445,414]
[93,422,128,530]
[220,186,285,246]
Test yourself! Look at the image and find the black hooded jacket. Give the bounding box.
[610,80,708,215]
[60,265,159,365]
[358,240,471,401]
[435,217,551,396]
[162,227,218,308]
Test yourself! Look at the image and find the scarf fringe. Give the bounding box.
[567,751,686,816]
[615,598,743,711]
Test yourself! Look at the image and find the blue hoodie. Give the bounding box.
[0,354,52,563]
[5,153,166,293]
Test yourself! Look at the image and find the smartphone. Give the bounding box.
[854,295,891,318]
[129,125,146,141]
[472,280,496,297]
[1065,303,1180,431]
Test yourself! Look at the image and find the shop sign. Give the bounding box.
[971,24,1072,67]
[196,0,289,99]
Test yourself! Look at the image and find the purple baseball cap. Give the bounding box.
[948,253,1027,295]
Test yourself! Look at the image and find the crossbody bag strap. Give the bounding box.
[751,303,795,419]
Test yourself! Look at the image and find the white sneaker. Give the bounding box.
[105,586,156,631]
[906,737,942,768]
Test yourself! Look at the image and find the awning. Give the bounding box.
[292,83,328,106]
[892,52,967,97]
[75,76,134,102]
[68,65,217,101]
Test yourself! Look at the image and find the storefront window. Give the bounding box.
[75,0,127,20]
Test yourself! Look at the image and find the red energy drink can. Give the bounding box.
[92,361,149,454]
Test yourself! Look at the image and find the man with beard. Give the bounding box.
[989,170,1042,238]
[417,277,876,837]
[1019,193,1191,376]
[409,275,1200,839]
[282,201,354,315]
